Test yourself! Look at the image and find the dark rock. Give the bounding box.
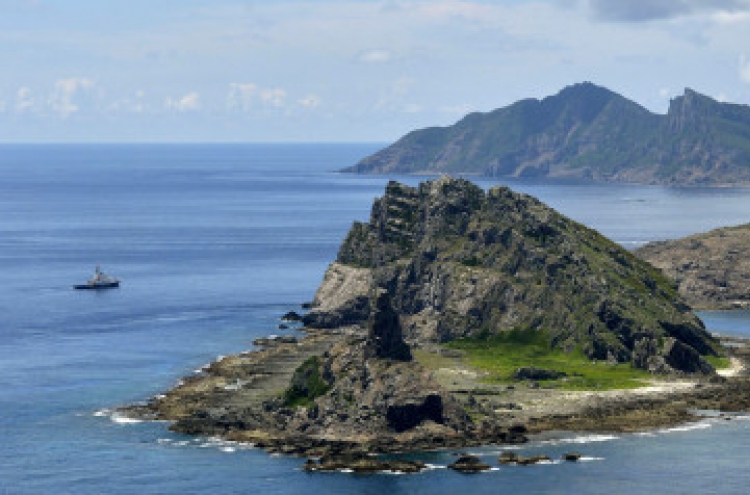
[386,394,443,432]
[562,452,582,462]
[278,324,289,330]
[513,366,567,381]
[516,455,551,466]
[662,338,715,375]
[448,455,491,473]
[305,454,426,473]
[282,311,303,322]
[364,289,411,362]
[301,302,314,309]
[302,296,370,329]
[498,451,519,464]
[253,335,298,347]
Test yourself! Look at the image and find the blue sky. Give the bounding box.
[2,0,750,142]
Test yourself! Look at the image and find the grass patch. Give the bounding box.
[283,356,331,408]
[705,355,732,371]
[444,328,652,391]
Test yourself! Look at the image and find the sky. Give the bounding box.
[1,0,750,142]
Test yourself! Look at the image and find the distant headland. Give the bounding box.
[343,83,750,186]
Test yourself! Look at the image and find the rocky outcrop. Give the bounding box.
[306,177,719,374]
[302,454,426,473]
[291,304,473,442]
[635,223,750,309]
[448,455,491,473]
[302,263,372,328]
[343,83,750,186]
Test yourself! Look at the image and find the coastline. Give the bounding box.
[121,327,750,461]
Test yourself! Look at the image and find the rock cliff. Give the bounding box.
[306,177,718,373]
[343,83,750,186]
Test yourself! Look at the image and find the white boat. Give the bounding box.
[74,266,120,290]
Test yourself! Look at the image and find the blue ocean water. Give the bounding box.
[2,143,750,494]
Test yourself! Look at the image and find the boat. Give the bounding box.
[74,266,120,290]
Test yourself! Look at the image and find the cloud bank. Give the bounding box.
[588,0,750,22]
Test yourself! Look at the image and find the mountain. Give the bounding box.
[344,83,750,185]
[305,176,718,373]
[636,223,750,310]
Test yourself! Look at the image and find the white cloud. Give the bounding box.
[658,87,671,99]
[740,54,750,83]
[587,0,750,23]
[48,77,95,118]
[15,86,35,113]
[165,92,200,112]
[109,90,147,114]
[228,83,288,111]
[359,49,392,63]
[260,88,286,107]
[298,94,321,108]
[227,83,258,111]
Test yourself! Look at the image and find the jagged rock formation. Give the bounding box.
[636,223,750,309]
[364,289,412,361]
[286,288,471,441]
[306,177,719,374]
[343,83,750,186]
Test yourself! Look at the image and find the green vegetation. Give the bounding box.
[283,356,331,408]
[705,355,732,371]
[444,328,653,391]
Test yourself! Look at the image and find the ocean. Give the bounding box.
[2,143,750,494]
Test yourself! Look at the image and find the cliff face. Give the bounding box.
[344,83,750,185]
[306,177,718,374]
[636,223,750,310]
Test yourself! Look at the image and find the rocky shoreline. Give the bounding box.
[121,318,750,468]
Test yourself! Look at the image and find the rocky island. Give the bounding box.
[636,223,750,310]
[343,83,750,186]
[123,177,750,467]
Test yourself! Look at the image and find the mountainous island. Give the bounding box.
[636,223,750,310]
[124,177,750,470]
[344,83,750,186]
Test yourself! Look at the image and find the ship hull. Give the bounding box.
[73,281,120,290]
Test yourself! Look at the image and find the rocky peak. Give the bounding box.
[540,81,620,124]
[312,177,719,375]
[667,88,718,133]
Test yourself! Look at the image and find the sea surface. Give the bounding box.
[2,143,750,494]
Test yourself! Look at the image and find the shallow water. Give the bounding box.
[2,143,750,494]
